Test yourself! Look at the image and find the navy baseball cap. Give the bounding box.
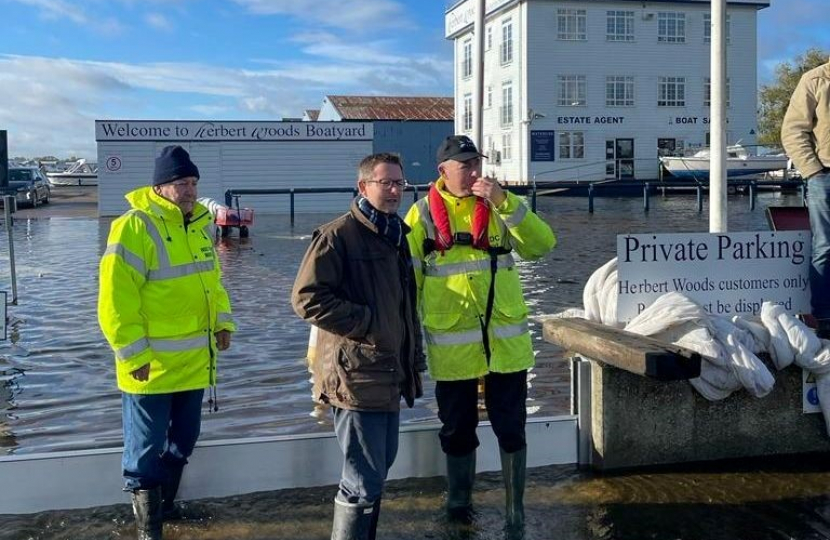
[436,135,487,163]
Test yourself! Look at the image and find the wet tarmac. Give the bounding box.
[4,455,830,540]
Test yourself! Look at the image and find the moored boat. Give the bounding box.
[45,159,98,186]
[659,144,789,180]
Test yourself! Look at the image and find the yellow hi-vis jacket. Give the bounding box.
[404,178,555,381]
[98,187,235,394]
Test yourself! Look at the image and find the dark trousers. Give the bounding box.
[435,370,527,456]
[121,389,204,491]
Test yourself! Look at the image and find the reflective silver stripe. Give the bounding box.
[104,243,146,277]
[217,312,233,324]
[128,210,170,268]
[424,253,515,277]
[493,320,529,339]
[425,327,481,346]
[115,337,150,361]
[147,260,215,281]
[149,335,210,352]
[502,203,528,229]
[425,320,529,346]
[411,258,423,272]
[415,198,434,240]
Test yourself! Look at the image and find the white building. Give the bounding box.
[446,0,771,183]
[96,120,372,216]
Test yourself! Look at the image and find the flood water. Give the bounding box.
[0,190,799,455]
[5,455,830,540]
[6,190,830,540]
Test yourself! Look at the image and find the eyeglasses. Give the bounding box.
[365,179,409,189]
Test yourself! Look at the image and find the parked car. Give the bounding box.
[7,166,51,207]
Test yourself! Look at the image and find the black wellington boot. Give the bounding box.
[367,498,382,540]
[331,498,375,540]
[500,447,527,539]
[446,450,476,523]
[161,465,184,521]
[131,487,163,540]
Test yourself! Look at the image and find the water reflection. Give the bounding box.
[5,457,830,540]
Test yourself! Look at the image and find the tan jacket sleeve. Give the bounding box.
[782,73,824,179]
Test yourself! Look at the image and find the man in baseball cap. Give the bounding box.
[404,135,556,535]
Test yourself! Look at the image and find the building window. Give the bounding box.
[559,132,585,160]
[704,78,731,107]
[501,81,513,126]
[501,19,513,65]
[463,93,472,132]
[606,76,634,107]
[558,75,586,106]
[486,25,493,50]
[462,38,472,79]
[606,10,634,41]
[658,12,685,43]
[704,13,731,43]
[502,133,513,161]
[486,85,493,108]
[658,76,685,107]
[484,135,494,155]
[557,8,587,40]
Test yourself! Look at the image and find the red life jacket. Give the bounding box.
[428,184,491,254]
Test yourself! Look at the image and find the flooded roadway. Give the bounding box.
[5,456,830,540]
[4,187,830,539]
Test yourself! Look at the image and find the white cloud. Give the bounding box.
[233,0,409,31]
[0,47,451,158]
[9,0,88,23]
[145,12,173,31]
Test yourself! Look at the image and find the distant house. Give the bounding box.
[302,109,320,121]
[316,95,455,184]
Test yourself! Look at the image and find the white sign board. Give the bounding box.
[95,121,373,142]
[445,0,513,37]
[617,231,811,321]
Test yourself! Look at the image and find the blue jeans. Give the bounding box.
[808,172,830,319]
[333,407,400,505]
[121,389,204,491]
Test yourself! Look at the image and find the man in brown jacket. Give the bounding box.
[292,152,424,540]
[782,58,830,334]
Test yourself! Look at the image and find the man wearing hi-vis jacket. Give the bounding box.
[404,135,555,536]
[99,145,235,540]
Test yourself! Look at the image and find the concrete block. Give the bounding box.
[589,358,830,470]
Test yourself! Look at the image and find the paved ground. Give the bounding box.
[11,185,98,219]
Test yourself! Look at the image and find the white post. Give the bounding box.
[709,0,727,232]
[472,0,485,149]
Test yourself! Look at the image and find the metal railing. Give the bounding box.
[225,185,540,226]
[578,178,806,214]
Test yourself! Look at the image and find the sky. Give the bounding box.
[0,0,827,160]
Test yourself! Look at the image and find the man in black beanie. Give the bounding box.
[99,145,235,540]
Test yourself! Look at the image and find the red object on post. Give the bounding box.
[215,207,254,227]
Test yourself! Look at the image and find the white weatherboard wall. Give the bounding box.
[447,0,769,183]
[96,120,373,216]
